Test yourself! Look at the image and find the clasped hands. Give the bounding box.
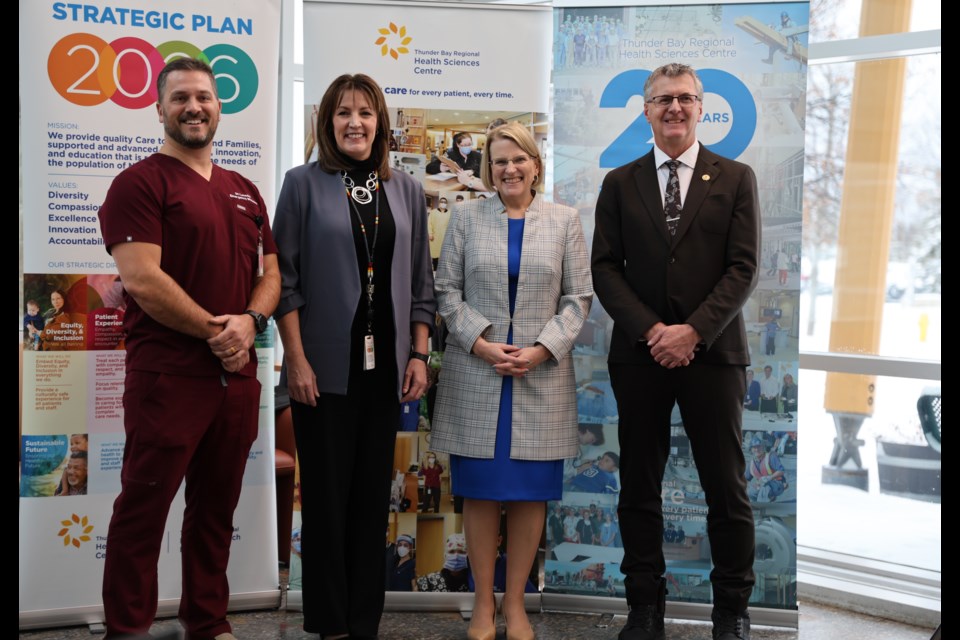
[472,336,551,377]
[646,322,701,369]
[206,314,257,373]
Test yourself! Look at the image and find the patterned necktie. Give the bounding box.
[664,160,681,237]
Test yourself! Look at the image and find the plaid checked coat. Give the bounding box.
[430,194,593,460]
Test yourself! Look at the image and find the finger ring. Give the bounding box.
[229,346,237,355]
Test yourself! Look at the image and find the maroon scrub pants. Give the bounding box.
[102,371,261,639]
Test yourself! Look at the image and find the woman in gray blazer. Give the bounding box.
[432,123,593,640]
[272,74,435,639]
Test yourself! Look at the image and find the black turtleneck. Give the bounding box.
[343,160,396,384]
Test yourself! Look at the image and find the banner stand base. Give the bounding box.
[287,591,542,615]
[541,593,798,629]
[19,589,283,632]
[287,591,799,628]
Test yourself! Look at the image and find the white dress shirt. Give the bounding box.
[652,140,700,208]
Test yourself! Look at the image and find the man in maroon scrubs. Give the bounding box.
[98,58,279,640]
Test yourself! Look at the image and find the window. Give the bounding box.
[799,0,940,623]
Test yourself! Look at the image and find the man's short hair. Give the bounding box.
[157,58,217,102]
[579,423,606,446]
[643,63,704,101]
[602,451,620,468]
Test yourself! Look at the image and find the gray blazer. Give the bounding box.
[430,194,593,460]
[273,163,436,397]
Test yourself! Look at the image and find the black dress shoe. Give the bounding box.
[618,604,665,640]
[711,608,751,640]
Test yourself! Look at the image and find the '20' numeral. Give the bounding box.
[598,68,757,167]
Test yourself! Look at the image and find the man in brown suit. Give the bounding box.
[591,63,759,640]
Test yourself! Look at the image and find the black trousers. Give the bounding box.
[760,397,779,414]
[423,486,441,513]
[292,366,399,638]
[610,362,755,613]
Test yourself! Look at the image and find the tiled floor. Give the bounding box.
[18,601,936,639]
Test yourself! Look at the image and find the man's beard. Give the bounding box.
[164,117,217,149]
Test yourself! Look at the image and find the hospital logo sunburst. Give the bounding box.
[58,513,94,549]
[375,23,412,60]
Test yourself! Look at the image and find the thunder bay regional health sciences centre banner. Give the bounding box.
[19,0,280,626]
[548,2,807,612]
[299,0,551,604]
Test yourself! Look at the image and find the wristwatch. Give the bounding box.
[244,310,268,334]
[410,351,431,365]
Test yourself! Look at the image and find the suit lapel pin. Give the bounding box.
[702,174,711,181]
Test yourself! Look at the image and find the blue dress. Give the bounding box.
[450,217,563,501]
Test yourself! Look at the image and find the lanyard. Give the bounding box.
[341,170,380,334]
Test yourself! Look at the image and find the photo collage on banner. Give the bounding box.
[19,0,280,623]
[298,0,552,600]
[547,2,808,609]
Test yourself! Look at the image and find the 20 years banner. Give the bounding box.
[546,1,808,614]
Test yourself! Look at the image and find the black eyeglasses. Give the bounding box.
[646,94,701,108]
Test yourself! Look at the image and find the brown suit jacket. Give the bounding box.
[591,144,760,366]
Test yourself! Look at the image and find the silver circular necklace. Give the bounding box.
[341,170,379,205]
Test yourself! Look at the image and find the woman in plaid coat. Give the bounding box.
[432,123,593,640]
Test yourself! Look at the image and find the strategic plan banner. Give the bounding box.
[19,0,281,628]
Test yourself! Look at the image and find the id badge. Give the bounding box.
[257,235,265,277]
[363,334,376,370]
